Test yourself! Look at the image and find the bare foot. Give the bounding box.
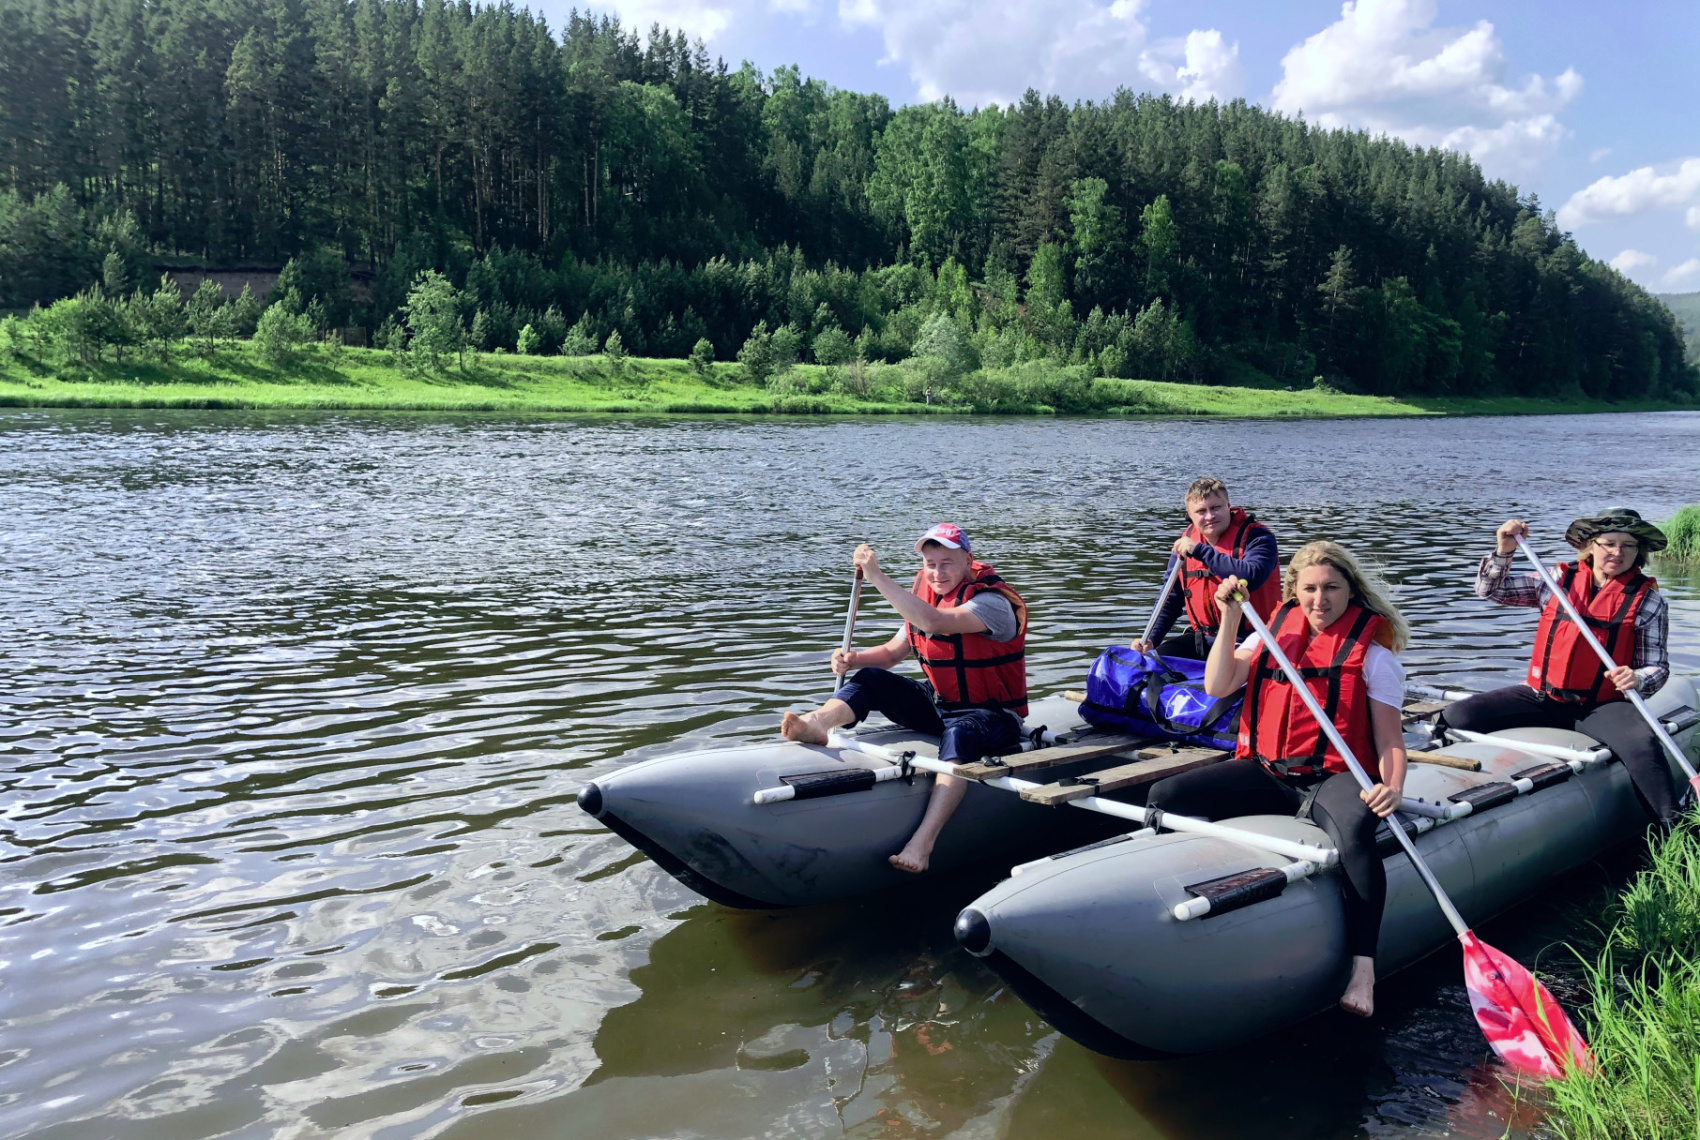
[888,842,931,874]
[780,711,829,745]
[1339,956,1375,1018]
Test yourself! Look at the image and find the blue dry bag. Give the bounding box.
[1079,647,1242,751]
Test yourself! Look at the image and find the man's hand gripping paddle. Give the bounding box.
[1234,590,1593,1078]
[1516,535,1700,799]
[835,566,864,686]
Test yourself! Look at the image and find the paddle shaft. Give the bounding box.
[1139,561,1183,646]
[1236,601,1471,936]
[835,566,864,685]
[1515,537,1699,782]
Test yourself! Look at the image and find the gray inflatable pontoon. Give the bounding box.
[577,694,1139,908]
[951,677,1700,1058]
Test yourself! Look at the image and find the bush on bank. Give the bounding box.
[1658,506,1700,565]
[1549,817,1700,1140]
[3,320,1695,419]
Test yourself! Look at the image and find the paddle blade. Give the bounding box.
[1459,931,1593,1079]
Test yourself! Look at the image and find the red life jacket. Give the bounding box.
[1181,507,1281,636]
[1235,600,1386,781]
[907,561,1029,717]
[1526,561,1655,705]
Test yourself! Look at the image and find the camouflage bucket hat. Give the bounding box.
[1563,507,1668,553]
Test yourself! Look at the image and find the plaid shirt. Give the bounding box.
[1477,551,1669,695]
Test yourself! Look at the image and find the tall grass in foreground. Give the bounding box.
[1659,506,1700,565]
[1548,817,1700,1139]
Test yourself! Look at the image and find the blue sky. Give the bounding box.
[537,0,1700,294]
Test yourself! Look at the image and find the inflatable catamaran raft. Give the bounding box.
[578,677,1698,915]
[951,677,1700,1057]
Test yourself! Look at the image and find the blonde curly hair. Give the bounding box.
[1283,540,1409,652]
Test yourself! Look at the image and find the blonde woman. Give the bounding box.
[1146,541,1409,1018]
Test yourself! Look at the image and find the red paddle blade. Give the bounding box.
[1459,931,1593,1079]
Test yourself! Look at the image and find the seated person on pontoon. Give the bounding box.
[1438,510,1677,827]
[1132,476,1280,659]
[780,523,1029,874]
[1145,541,1408,1018]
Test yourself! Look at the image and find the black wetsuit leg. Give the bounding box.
[1146,759,1298,820]
[1308,772,1387,959]
[1443,685,1678,825]
[1149,761,1388,959]
[1578,699,1679,825]
[1438,684,1572,734]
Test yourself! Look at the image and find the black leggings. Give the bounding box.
[1147,761,1387,958]
[1439,684,1679,826]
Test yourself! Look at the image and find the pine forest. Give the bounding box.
[1,0,1694,402]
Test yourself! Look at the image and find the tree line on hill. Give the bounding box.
[1655,293,1700,365]
[0,0,1693,400]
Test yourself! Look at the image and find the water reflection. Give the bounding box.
[0,409,1696,1138]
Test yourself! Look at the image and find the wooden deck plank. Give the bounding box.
[1408,750,1482,771]
[1019,748,1228,805]
[953,734,1145,781]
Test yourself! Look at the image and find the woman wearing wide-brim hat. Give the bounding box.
[1439,508,1677,825]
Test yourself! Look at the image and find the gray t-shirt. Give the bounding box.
[901,593,1019,642]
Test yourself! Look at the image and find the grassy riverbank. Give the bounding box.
[1548,817,1700,1139]
[1,345,1694,418]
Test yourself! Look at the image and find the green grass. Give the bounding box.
[1548,817,1700,1140]
[1,342,1695,418]
[1658,506,1700,565]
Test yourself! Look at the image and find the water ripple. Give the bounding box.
[1,409,1697,1138]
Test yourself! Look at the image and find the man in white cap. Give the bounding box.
[780,523,1029,872]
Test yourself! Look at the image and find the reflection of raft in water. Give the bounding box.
[952,677,1700,1059]
[576,693,1206,908]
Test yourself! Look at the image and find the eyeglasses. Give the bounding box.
[1595,540,1639,553]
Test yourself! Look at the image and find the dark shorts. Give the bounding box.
[832,667,1023,766]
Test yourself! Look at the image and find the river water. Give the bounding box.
[2,410,1697,1140]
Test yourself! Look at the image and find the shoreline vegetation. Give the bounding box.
[2,345,1694,419]
[1550,816,1700,1139]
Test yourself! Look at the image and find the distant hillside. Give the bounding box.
[1657,293,1700,363]
[0,0,1694,401]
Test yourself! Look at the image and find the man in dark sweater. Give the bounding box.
[1132,476,1281,660]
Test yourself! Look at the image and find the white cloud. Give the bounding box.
[1609,249,1657,275]
[1664,259,1700,291]
[1138,29,1246,104]
[598,0,735,40]
[1557,158,1700,230]
[1589,146,1612,163]
[1270,0,1580,179]
[838,0,1147,104]
[836,0,1237,106]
